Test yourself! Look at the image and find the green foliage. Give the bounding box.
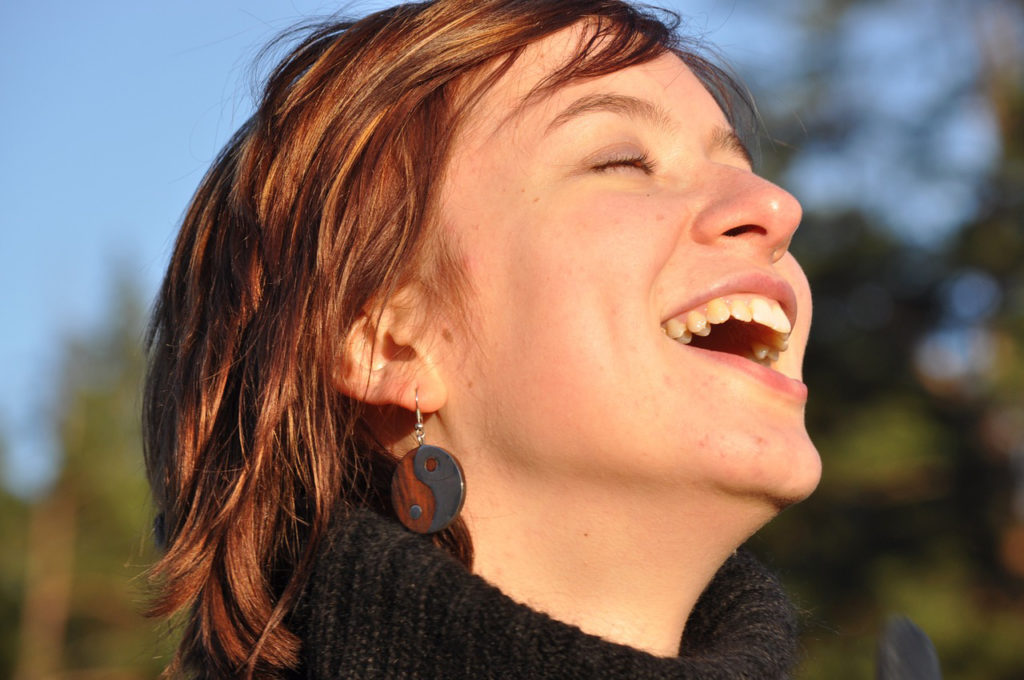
[0,464,29,676]
[5,276,173,679]
[750,1,1024,677]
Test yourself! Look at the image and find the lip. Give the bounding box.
[662,271,799,330]
[662,270,806,401]
[682,344,809,402]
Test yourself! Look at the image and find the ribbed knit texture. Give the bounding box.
[296,509,799,679]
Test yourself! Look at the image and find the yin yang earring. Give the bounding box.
[390,390,466,533]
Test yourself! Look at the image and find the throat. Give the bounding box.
[465,484,766,658]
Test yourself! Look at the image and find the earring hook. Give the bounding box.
[414,388,425,446]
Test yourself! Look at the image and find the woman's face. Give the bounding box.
[432,34,820,508]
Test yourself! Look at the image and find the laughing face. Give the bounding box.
[431,35,820,513]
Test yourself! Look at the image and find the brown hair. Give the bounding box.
[144,1,751,676]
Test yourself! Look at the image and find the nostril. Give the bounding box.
[723,224,767,238]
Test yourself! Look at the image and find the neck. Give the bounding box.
[464,477,776,657]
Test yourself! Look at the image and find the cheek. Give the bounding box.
[498,196,681,312]
[561,193,682,256]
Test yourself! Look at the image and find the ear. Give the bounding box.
[332,289,448,414]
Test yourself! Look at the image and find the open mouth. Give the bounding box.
[661,295,792,367]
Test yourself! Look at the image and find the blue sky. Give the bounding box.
[0,1,397,493]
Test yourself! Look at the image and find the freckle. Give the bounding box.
[442,329,453,342]
[532,197,539,203]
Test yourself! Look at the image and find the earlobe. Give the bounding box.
[332,301,448,413]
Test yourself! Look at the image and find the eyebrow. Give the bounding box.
[543,92,753,168]
[544,93,676,135]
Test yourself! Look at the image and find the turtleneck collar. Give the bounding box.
[296,509,799,679]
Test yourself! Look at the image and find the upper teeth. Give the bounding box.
[661,295,792,363]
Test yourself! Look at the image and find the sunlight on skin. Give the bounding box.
[400,28,821,656]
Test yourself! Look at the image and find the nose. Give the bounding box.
[689,167,803,263]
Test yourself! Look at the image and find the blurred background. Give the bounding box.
[1,0,1021,677]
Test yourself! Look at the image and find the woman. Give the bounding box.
[144,0,820,677]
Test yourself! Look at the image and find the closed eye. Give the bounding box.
[591,152,655,175]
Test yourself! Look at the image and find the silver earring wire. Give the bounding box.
[414,389,425,446]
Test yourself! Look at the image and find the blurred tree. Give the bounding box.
[746,0,1024,678]
[0,432,30,674]
[9,274,171,679]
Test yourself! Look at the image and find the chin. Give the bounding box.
[762,433,822,510]
[712,427,821,514]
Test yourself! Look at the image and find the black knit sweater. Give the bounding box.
[295,509,799,679]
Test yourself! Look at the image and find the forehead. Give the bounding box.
[458,27,733,150]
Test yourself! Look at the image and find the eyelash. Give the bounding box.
[591,152,655,175]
